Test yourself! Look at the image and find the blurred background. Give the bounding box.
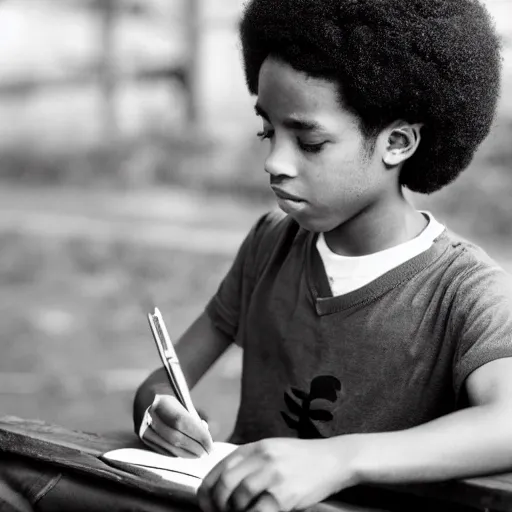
[0,0,510,441]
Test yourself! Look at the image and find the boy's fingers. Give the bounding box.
[150,413,206,457]
[151,394,188,426]
[138,406,153,440]
[152,395,214,453]
[142,425,199,459]
[198,420,214,453]
[140,434,172,456]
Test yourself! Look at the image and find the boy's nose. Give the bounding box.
[264,145,298,178]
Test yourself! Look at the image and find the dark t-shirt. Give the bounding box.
[206,211,512,444]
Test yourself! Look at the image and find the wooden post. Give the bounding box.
[98,0,119,147]
[183,0,201,129]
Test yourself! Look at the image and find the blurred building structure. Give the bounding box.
[0,0,253,152]
[0,0,509,180]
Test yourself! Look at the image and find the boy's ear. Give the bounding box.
[382,123,423,167]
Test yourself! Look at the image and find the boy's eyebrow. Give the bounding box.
[254,103,325,132]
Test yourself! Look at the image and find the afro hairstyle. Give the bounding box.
[239,0,502,194]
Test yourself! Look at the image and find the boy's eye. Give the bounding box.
[298,140,327,153]
[256,129,327,154]
[257,129,274,141]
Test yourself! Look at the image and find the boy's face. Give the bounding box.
[256,56,390,233]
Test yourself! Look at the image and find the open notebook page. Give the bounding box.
[103,442,237,490]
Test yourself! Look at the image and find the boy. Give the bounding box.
[134,1,512,511]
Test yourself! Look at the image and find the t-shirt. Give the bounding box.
[316,211,445,296]
[206,210,512,444]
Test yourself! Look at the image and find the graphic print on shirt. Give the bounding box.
[280,375,341,438]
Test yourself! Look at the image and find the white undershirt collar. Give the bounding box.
[316,211,445,296]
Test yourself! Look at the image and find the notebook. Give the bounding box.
[102,442,238,496]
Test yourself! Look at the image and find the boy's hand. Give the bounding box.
[140,394,214,458]
[197,437,359,512]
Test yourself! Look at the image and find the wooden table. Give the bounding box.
[1,417,512,512]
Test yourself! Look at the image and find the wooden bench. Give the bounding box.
[1,417,511,512]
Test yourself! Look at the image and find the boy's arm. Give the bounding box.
[347,356,512,485]
[132,311,232,433]
[198,358,512,512]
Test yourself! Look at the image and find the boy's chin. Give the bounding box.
[283,210,338,233]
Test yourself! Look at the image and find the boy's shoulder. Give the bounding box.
[253,208,294,232]
[444,229,507,273]
[442,228,512,300]
[244,209,306,271]
[245,214,512,294]
[250,209,303,248]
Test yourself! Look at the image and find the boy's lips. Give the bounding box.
[271,187,305,203]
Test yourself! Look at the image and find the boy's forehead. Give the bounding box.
[257,56,343,118]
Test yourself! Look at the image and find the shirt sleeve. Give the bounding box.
[452,262,512,398]
[205,212,273,346]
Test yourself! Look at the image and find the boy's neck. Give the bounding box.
[323,198,428,257]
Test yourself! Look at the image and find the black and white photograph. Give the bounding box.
[0,1,511,511]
